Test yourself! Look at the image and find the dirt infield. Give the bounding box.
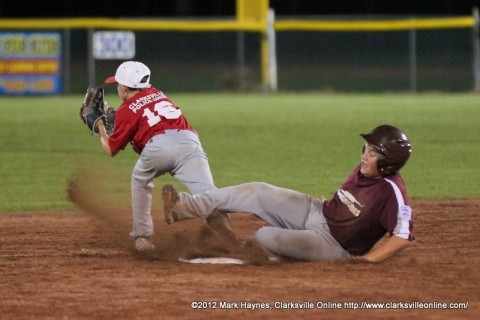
[1,199,478,319]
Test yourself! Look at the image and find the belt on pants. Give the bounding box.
[147,130,181,144]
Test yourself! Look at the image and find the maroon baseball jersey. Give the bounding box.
[107,87,194,155]
[323,165,414,256]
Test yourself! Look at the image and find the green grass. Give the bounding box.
[1,93,479,212]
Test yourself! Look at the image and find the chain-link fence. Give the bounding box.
[66,21,476,93]
[275,27,474,92]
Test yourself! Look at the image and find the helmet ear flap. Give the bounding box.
[376,156,396,176]
[376,155,386,175]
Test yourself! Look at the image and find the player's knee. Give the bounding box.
[253,226,267,242]
[253,227,278,248]
[243,182,274,195]
[131,174,154,190]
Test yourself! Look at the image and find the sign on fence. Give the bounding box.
[0,32,62,95]
[93,31,135,60]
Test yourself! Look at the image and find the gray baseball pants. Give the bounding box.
[130,130,215,238]
[174,182,350,261]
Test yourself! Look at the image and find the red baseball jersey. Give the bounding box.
[107,87,194,155]
[323,165,414,255]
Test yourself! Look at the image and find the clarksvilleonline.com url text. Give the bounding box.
[191,301,469,310]
[318,301,469,310]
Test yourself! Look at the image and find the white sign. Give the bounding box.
[93,31,135,59]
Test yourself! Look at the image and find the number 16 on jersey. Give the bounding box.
[143,101,182,127]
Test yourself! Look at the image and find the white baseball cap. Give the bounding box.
[105,61,151,89]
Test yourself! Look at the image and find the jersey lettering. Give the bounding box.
[129,91,167,113]
[337,189,364,217]
[142,100,182,127]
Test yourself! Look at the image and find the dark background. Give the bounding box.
[1,0,479,18]
[1,0,477,93]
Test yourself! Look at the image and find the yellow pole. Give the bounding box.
[237,0,269,90]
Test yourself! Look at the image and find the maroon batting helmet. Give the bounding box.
[360,125,412,176]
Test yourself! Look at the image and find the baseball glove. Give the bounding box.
[79,86,115,136]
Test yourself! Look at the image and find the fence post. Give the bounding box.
[473,7,480,92]
[62,29,71,95]
[409,18,417,93]
[236,31,246,90]
[267,8,277,92]
[87,28,95,86]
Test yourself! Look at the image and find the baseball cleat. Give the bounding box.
[206,210,239,245]
[134,237,155,252]
[162,184,180,224]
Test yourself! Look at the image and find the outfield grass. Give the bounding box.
[1,93,479,212]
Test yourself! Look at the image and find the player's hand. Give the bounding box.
[350,256,370,263]
[103,100,110,113]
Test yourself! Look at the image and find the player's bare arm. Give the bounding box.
[97,120,114,157]
[359,235,411,263]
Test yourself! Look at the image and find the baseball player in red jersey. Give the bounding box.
[161,125,414,263]
[96,61,217,252]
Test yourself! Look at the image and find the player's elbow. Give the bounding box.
[105,147,118,157]
[394,236,413,250]
[105,149,114,157]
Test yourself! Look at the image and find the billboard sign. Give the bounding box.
[0,32,62,95]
